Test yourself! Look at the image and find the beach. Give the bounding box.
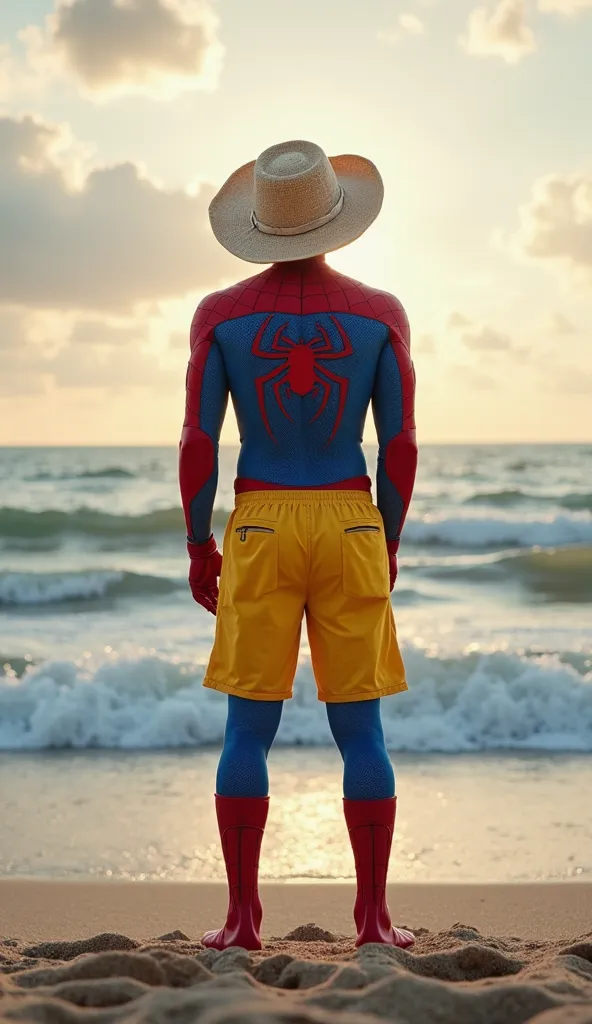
[2,880,592,1024]
[1,443,591,1021]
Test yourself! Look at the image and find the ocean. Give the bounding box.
[1,443,591,882]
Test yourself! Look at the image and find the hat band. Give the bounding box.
[250,186,344,236]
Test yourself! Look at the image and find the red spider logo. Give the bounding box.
[252,314,353,444]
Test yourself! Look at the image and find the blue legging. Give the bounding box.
[216,696,395,800]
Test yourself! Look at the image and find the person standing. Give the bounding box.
[179,140,417,950]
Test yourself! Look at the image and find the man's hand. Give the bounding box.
[387,539,399,592]
[187,535,223,615]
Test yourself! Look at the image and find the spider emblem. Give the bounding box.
[252,314,353,444]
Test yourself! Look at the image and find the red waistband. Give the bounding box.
[234,475,372,495]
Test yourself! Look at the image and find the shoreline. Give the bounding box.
[2,879,591,943]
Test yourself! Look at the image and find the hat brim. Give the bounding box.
[208,154,384,264]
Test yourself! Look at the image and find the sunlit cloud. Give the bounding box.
[0,114,241,313]
[446,312,530,362]
[415,333,436,354]
[0,304,186,399]
[507,172,592,288]
[377,13,424,44]
[538,0,592,12]
[447,311,472,331]
[461,0,537,62]
[461,326,513,351]
[20,0,223,101]
[549,312,577,335]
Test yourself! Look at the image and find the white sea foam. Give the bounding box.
[0,571,180,606]
[404,513,592,549]
[1,646,590,752]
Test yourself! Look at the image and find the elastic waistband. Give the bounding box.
[235,489,373,506]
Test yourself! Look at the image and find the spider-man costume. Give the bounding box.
[179,255,417,950]
[180,257,415,548]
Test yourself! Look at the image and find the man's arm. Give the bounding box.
[179,297,229,612]
[372,308,418,584]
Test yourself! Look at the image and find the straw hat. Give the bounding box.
[208,140,384,264]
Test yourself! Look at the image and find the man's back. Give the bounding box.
[180,256,416,547]
[184,138,418,955]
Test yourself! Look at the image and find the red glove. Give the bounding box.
[387,539,399,592]
[187,535,222,615]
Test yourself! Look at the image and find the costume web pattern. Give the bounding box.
[180,259,417,544]
[216,696,395,800]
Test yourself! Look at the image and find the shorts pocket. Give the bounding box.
[224,521,278,603]
[342,524,390,599]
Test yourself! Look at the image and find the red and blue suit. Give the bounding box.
[179,255,417,950]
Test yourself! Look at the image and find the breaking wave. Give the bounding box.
[28,468,136,481]
[422,546,592,602]
[2,505,592,551]
[404,513,592,549]
[465,489,592,512]
[0,570,182,607]
[0,646,590,752]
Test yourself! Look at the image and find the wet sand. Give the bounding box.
[1,880,592,943]
[1,881,592,1024]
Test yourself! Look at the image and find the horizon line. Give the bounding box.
[1,440,591,449]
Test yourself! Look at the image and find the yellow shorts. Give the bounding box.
[203,490,408,703]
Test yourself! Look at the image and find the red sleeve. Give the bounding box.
[179,298,222,543]
[372,296,418,545]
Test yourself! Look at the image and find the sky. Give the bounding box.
[0,0,591,445]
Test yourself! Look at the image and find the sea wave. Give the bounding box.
[465,489,592,512]
[0,506,186,540]
[0,570,182,607]
[2,504,592,551]
[422,545,592,602]
[0,570,429,608]
[28,468,136,481]
[404,513,592,549]
[0,646,590,752]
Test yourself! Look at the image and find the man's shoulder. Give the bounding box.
[190,268,273,343]
[189,264,410,346]
[327,268,410,348]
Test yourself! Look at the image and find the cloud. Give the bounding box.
[377,13,424,43]
[0,114,240,313]
[453,365,497,389]
[415,333,436,353]
[461,0,536,62]
[0,305,182,397]
[509,172,592,286]
[68,320,145,345]
[446,311,531,362]
[550,311,576,335]
[21,0,223,100]
[538,0,592,12]
[169,329,189,348]
[48,339,178,391]
[0,45,12,101]
[544,366,592,393]
[447,311,472,331]
[461,326,513,350]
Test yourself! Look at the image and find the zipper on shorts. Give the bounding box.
[344,525,381,534]
[236,525,275,543]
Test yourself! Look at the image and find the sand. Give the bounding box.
[1,882,592,1024]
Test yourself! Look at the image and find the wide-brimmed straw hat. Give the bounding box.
[208,140,384,264]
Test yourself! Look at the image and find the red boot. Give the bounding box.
[343,796,415,948]
[202,794,269,950]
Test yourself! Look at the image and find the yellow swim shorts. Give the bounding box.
[203,490,408,703]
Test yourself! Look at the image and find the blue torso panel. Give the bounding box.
[210,311,390,486]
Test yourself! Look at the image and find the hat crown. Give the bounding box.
[253,141,342,232]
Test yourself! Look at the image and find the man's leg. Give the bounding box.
[326,699,414,948]
[326,698,394,800]
[216,695,284,797]
[203,696,283,950]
